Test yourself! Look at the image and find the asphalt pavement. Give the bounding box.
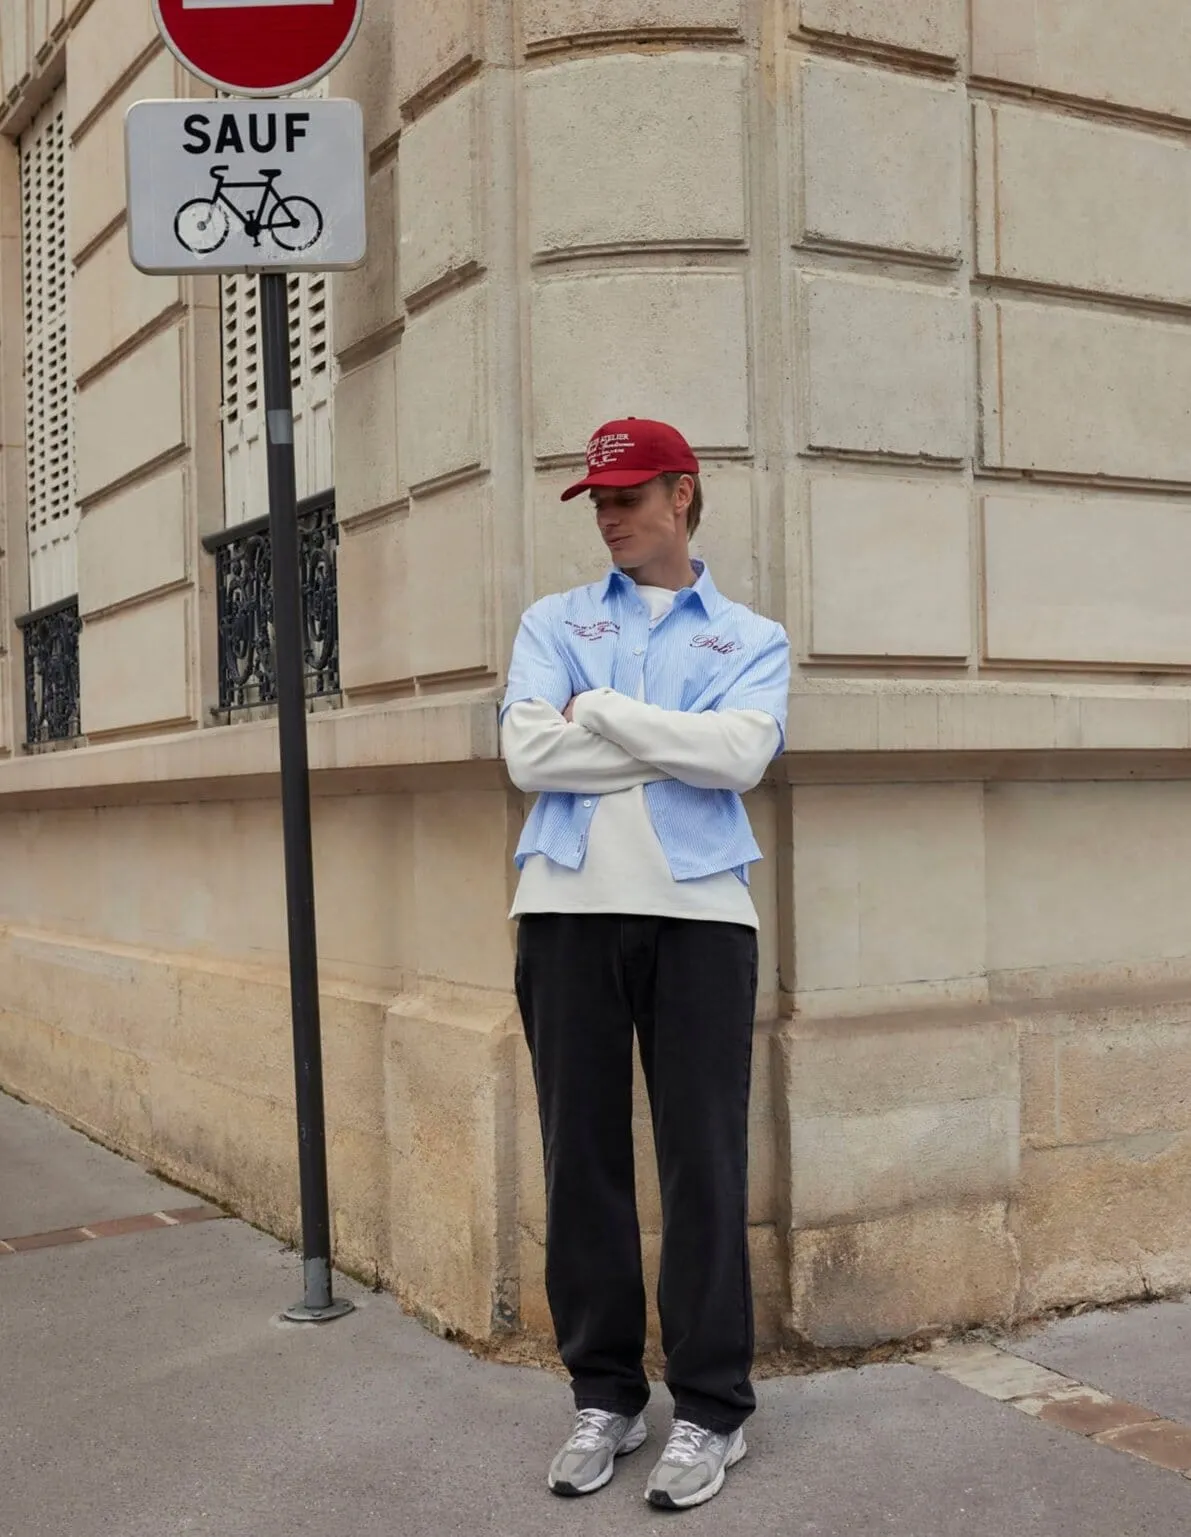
[3,1088,1191,1537]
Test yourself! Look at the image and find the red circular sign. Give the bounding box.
[153,0,364,97]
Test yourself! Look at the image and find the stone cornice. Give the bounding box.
[5,680,1191,808]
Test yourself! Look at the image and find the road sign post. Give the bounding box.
[259,269,351,1323]
[137,0,367,1325]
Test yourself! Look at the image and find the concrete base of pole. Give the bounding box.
[282,1297,355,1324]
[281,1256,356,1323]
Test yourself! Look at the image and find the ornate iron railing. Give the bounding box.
[203,491,340,714]
[16,596,82,746]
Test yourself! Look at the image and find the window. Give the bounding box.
[212,276,340,717]
[217,79,335,527]
[208,81,338,719]
[288,267,333,496]
[17,82,81,747]
[219,268,334,525]
[21,86,76,610]
[219,269,262,528]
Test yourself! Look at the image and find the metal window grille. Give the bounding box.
[202,492,339,714]
[17,598,81,746]
[21,86,77,612]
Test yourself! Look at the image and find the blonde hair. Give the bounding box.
[658,472,703,536]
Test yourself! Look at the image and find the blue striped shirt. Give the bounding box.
[501,563,790,883]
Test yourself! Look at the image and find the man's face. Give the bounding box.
[592,476,692,573]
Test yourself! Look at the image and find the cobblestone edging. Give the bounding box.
[914,1341,1191,1478]
[0,1205,226,1254]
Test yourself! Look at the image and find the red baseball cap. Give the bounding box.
[560,418,700,502]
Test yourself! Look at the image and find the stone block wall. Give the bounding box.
[325,0,1191,686]
[5,0,1191,1354]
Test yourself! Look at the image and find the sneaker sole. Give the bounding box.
[549,1422,649,1498]
[645,1435,747,1510]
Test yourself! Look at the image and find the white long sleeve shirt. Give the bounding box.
[503,585,779,927]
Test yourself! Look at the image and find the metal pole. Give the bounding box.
[261,270,353,1325]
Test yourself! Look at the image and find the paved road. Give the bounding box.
[3,1090,1190,1536]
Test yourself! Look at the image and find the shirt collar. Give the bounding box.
[599,559,721,617]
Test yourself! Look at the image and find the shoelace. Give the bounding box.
[567,1408,620,1451]
[664,1419,713,1466]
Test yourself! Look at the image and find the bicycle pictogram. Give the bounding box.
[174,166,324,255]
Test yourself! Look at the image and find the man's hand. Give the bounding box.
[565,690,612,727]
[564,689,616,726]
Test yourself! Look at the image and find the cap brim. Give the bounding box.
[560,468,662,502]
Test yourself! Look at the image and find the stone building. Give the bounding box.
[3,0,1191,1349]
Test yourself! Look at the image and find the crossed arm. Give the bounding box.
[502,691,780,796]
[501,601,789,796]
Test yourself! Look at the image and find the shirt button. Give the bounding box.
[582,799,593,808]
[633,647,644,656]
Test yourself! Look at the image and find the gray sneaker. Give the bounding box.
[645,1419,747,1509]
[547,1408,648,1497]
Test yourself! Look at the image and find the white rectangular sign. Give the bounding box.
[125,98,366,274]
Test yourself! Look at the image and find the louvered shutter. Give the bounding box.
[289,269,334,498]
[218,80,335,526]
[219,271,265,526]
[21,87,76,611]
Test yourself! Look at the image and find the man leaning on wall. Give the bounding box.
[501,418,791,1511]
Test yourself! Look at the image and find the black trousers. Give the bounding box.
[515,913,758,1434]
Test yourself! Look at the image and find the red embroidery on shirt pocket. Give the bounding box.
[565,621,620,641]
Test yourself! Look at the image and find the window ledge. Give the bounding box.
[785,677,1191,755]
[0,691,501,809]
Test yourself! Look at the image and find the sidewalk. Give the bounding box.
[3,1089,1190,1537]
